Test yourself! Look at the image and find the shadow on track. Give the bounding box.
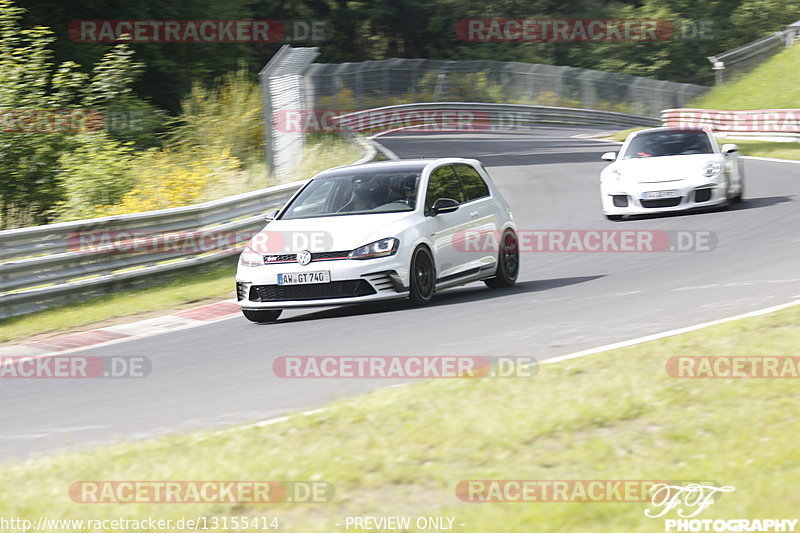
[264,275,605,325]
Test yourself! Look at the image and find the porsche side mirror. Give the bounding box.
[721,144,739,154]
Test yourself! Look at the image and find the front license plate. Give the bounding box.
[642,189,680,200]
[277,271,331,285]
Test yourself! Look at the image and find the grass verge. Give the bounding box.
[0,260,237,344]
[1,303,798,531]
[689,45,800,110]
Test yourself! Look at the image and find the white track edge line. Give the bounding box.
[234,297,800,433]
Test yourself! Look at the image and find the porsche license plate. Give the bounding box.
[642,190,680,200]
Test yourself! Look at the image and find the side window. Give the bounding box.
[454,163,490,201]
[425,165,465,213]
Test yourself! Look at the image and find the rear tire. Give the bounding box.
[484,229,519,288]
[242,309,282,323]
[409,246,435,306]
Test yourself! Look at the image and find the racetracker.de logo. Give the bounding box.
[273,109,491,133]
[66,230,333,256]
[456,480,670,502]
[68,20,333,43]
[69,481,334,504]
[273,356,538,378]
[454,230,717,253]
[457,19,679,42]
[1,109,104,133]
[0,356,150,379]
[666,356,800,378]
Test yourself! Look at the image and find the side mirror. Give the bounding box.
[721,144,739,154]
[601,151,617,162]
[431,198,460,215]
[264,209,279,222]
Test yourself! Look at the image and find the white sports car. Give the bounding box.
[236,158,519,323]
[600,127,745,220]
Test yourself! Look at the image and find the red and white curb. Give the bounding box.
[0,300,241,358]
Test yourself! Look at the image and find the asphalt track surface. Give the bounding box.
[2,126,799,460]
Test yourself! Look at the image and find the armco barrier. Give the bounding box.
[336,102,660,133]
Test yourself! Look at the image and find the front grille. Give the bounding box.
[312,251,351,261]
[641,197,682,208]
[263,251,351,264]
[694,188,712,202]
[612,195,629,207]
[249,280,376,301]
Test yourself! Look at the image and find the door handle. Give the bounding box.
[469,211,479,218]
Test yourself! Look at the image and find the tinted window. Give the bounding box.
[623,130,713,159]
[281,171,420,219]
[454,163,490,201]
[425,165,465,213]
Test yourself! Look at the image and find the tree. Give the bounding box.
[0,0,145,227]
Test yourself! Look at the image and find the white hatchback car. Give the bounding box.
[600,127,745,220]
[236,158,519,322]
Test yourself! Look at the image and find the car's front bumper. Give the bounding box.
[236,256,410,309]
[601,180,727,216]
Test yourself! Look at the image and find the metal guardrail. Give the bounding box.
[0,182,306,319]
[708,29,796,84]
[1,104,661,320]
[336,102,661,133]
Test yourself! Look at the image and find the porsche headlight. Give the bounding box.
[349,238,399,260]
[703,161,721,178]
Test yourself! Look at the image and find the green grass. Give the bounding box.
[0,260,237,344]
[604,128,800,161]
[1,303,798,532]
[690,45,800,110]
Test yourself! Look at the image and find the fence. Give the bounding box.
[304,58,707,119]
[707,28,797,84]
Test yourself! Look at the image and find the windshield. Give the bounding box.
[622,130,714,159]
[281,171,421,219]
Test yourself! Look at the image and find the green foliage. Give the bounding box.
[169,66,264,165]
[53,132,135,220]
[0,0,150,228]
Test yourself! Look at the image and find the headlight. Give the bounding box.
[239,246,264,267]
[349,238,399,260]
[703,161,721,177]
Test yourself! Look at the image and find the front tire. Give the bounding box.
[484,229,519,288]
[732,177,745,203]
[242,309,283,323]
[409,246,435,306]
